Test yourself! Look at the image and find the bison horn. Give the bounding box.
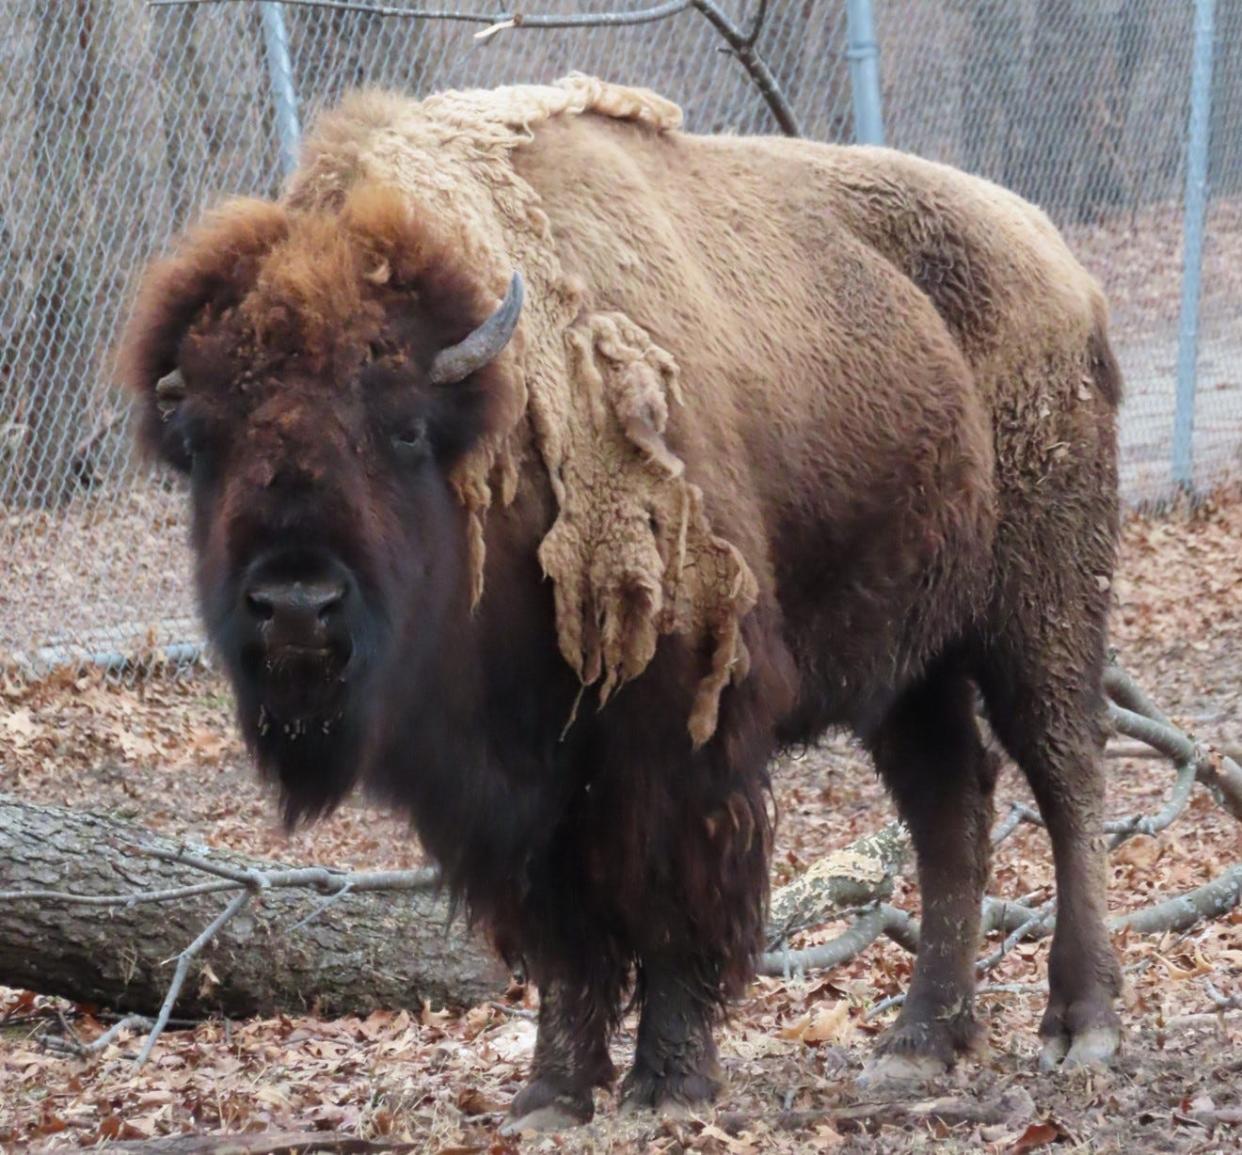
[427,272,524,387]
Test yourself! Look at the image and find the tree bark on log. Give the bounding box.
[0,796,508,1018]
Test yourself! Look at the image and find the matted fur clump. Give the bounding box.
[286,75,755,743]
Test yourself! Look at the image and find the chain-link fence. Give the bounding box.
[0,0,1238,674]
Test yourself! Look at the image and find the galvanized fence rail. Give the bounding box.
[0,0,1238,674]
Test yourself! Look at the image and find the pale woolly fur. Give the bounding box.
[286,75,749,744]
[283,73,1115,746]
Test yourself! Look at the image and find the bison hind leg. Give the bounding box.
[978,642,1123,1073]
[858,664,998,1088]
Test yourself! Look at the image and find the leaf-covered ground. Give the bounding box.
[1,494,1239,1153]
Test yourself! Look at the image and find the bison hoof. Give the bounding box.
[502,1077,595,1134]
[856,1051,948,1091]
[618,1063,721,1117]
[858,1009,981,1090]
[1037,1006,1121,1073]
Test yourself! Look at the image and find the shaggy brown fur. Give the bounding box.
[120,77,1122,1124]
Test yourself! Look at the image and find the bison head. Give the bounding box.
[120,185,524,822]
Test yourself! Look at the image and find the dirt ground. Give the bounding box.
[0,495,1240,1153]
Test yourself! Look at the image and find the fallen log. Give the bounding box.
[0,795,507,1019]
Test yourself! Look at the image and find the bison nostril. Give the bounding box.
[246,591,276,621]
[245,580,347,627]
[316,584,346,620]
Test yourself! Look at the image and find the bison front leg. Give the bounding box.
[620,956,723,1115]
[860,671,998,1086]
[504,981,616,1132]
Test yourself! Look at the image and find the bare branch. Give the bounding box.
[1204,981,1240,1011]
[1110,864,1242,936]
[1105,660,1242,819]
[981,896,1044,937]
[742,0,768,48]
[717,1087,1037,1136]
[761,891,1057,978]
[0,879,242,905]
[992,800,1044,844]
[758,906,889,977]
[147,0,804,137]
[878,902,920,953]
[689,0,802,136]
[1108,741,1242,762]
[1,851,442,907]
[41,1013,156,1058]
[137,891,251,1066]
[976,900,1057,974]
[475,0,693,40]
[1103,658,1173,724]
[864,990,906,1020]
[1106,757,1198,847]
[148,0,695,31]
[867,982,1050,1021]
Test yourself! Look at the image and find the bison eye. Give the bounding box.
[390,420,429,461]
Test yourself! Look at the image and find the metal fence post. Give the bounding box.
[1172,0,1216,490]
[259,1,301,179]
[845,0,885,145]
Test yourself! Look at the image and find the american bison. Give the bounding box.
[121,77,1123,1127]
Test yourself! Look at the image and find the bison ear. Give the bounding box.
[118,198,289,466]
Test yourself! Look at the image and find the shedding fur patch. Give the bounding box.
[286,75,753,744]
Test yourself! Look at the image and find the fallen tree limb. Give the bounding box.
[2,658,1235,1067]
[1110,863,1242,936]
[1105,661,1242,820]
[97,1135,421,1154]
[761,662,1239,985]
[0,795,507,1030]
[759,905,891,978]
[765,821,909,945]
[717,1086,1036,1135]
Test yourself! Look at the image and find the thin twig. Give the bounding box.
[489,1001,537,1021]
[147,0,803,137]
[0,879,243,905]
[287,880,354,931]
[991,801,1043,844]
[976,900,1057,974]
[742,0,767,47]
[475,0,693,40]
[1106,758,1198,847]
[148,0,694,31]
[864,991,906,1020]
[2,855,441,907]
[690,0,801,135]
[137,891,251,1067]
[42,1014,157,1057]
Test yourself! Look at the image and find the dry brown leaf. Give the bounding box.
[812,1123,845,1148]
[455,1087,506,1117]
[803,1000,855,1046]
[1011,1120,1066,1152]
